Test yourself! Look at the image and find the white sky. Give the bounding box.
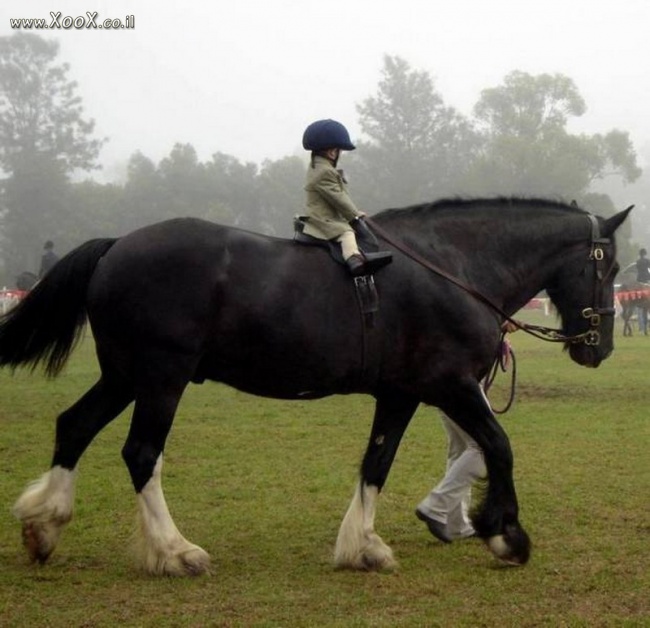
[2,0,650,179]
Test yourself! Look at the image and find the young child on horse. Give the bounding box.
[301,119,392,276]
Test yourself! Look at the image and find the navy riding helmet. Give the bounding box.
[302,119,356,151]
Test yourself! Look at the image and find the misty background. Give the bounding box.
[1,0,649,284]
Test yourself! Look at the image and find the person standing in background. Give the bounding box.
[39,240,59,278]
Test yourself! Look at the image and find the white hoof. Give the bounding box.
[12,467,76,564]
[19,520,66,564]
[138,543,212,577]
[334,532,397,571]
[487,534,524,566]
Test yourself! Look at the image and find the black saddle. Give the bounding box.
[293,217,389,267]
[294,217,390,330]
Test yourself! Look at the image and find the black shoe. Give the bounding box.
[415,509,452,544]
[346,254,366,276]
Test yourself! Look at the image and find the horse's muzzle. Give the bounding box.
[569,342,611,367]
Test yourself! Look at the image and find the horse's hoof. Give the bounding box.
[360,548,397,572]
[486,524,531,565]
[22,522,53,564]
[334,534,397,572]
[336,551,397,572]
[150,546,211,577]
[178,547,211,576]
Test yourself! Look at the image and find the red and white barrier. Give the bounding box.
[0,289,27,314]
[616,289,650,302]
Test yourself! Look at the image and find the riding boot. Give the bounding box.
[346,254,366,276]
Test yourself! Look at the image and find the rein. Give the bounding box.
[483,332,517,415]
[363,214,615,346]
[364,212,616,414]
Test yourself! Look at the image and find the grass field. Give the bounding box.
[0,312,648,627]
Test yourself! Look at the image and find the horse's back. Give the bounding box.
[85,218,364,394]
[90,219,287,300]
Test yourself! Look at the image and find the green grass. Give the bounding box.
[0,316,648,626]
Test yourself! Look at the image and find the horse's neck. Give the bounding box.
[386,208,585,314]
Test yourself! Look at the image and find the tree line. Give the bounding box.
[0,33,643,284]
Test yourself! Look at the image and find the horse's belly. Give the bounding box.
[193,342,356,400]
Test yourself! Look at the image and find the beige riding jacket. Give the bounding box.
[302,156,363,240]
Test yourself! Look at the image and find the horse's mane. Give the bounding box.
[374,196,587,220]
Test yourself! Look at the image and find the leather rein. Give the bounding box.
[363,213,617,347]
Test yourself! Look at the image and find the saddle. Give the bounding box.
[293,216,392,271]
[293,216,393,328]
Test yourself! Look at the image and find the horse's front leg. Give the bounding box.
[335,393,418,571]
[440,380,531,565]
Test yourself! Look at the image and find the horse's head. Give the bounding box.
[546,206,632,367]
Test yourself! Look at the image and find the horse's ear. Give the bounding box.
[603,205,634,236]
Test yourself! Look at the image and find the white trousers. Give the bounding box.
[336,231,360,260]
[417,414,486,538]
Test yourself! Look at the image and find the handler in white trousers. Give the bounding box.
[415,414,485,543]
[416,324,516,543]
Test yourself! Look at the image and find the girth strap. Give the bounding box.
[353,274,381,389]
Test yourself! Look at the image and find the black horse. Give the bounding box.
[0,198,630,576]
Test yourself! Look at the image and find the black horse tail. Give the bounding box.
[0,238,118,377]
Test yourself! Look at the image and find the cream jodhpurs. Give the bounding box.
[336,231,360,260]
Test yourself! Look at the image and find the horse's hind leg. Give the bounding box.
[622,307,633,336]
[335,393,418,571]
[13,377,133,564]
[122,376,210,577]
[622,312,631,336]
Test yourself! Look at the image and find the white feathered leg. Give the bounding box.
[334,481,396,570]
[134,455,211,576]
[13,465,77,563]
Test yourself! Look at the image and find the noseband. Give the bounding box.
[364,213,615,347]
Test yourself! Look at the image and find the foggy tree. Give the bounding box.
[158,144,237,226]
[204,153,259,230]
[122,152,164,231]
[587,129,642,185]
[158,143,213,219]
[468,71,641,199]
[67,180,124,239]
[65,145,238,242]
[350,55,480,210]
[257,155,305,236]
[118,147,270,235]
[0,33,104,278]
[621,144,650,249]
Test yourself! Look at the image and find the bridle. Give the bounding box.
[569,214,618,346]
[363,213,617,347]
